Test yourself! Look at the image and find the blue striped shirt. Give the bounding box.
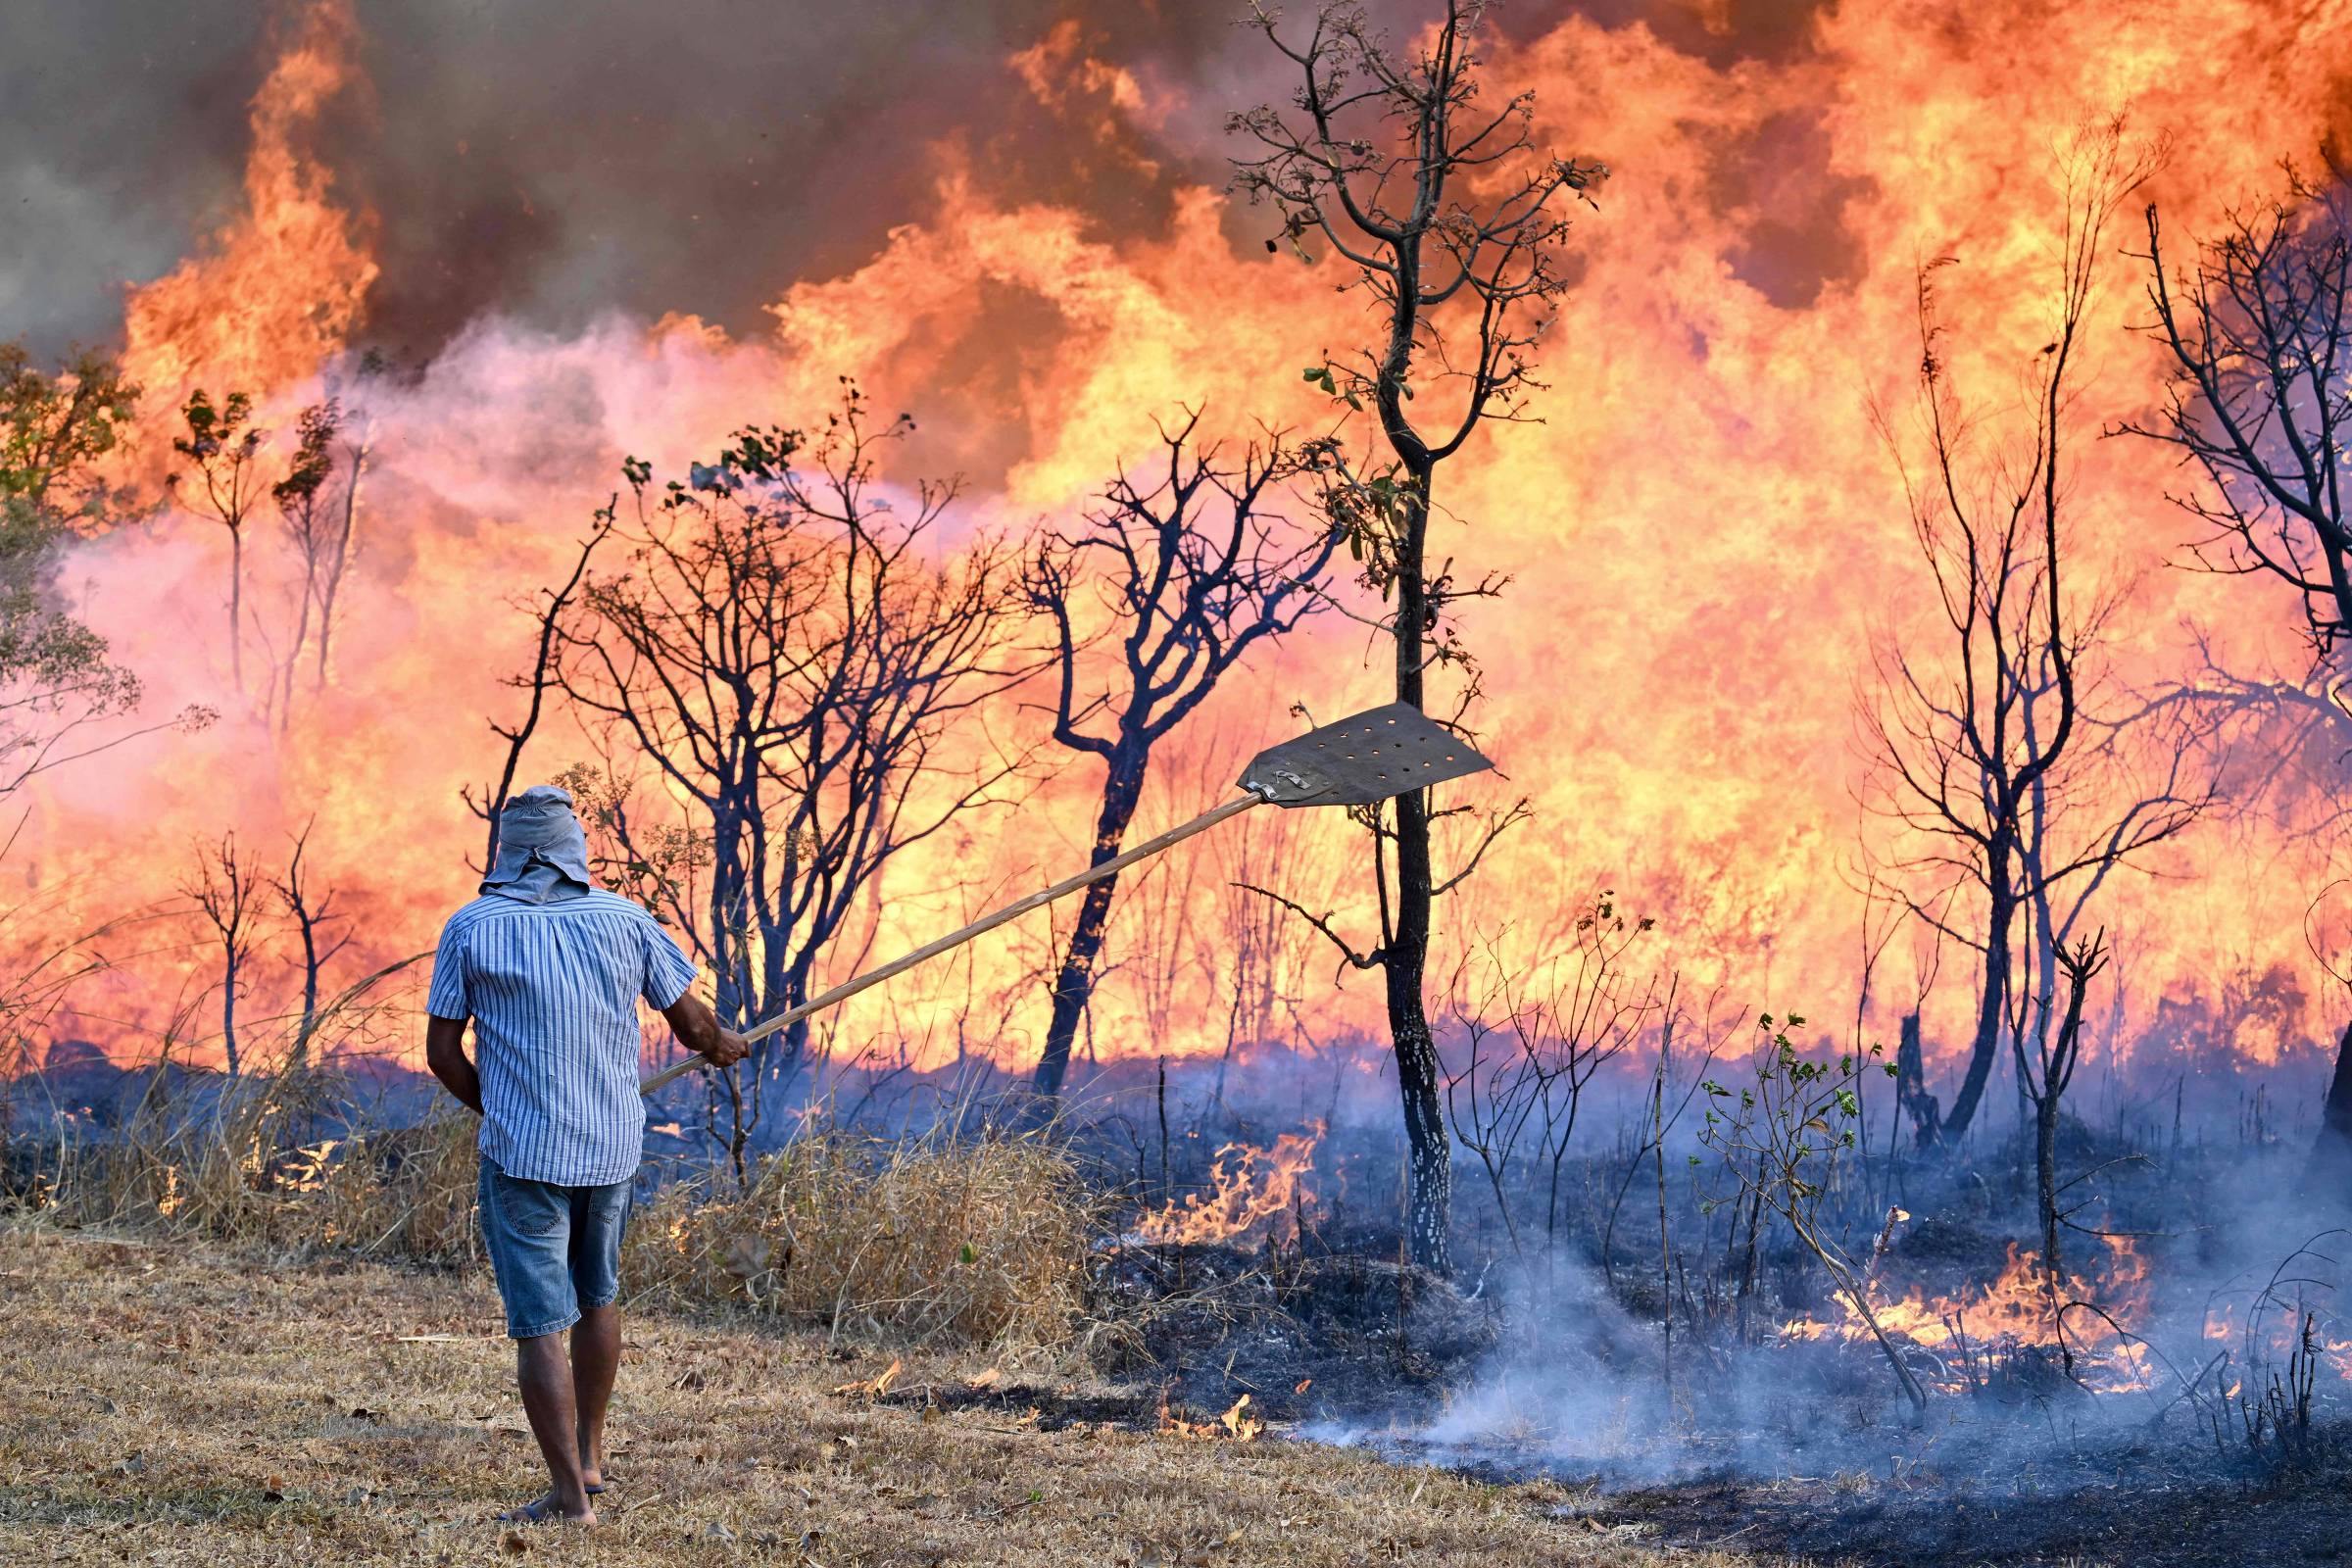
[425,890,700,1186]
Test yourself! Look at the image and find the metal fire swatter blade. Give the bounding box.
[1237,703,1495,808]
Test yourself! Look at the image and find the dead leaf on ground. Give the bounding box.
[829,1356,902,1398]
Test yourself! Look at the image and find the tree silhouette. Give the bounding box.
[1025,411,1336,1097]
[1228,0,1603,1268]
[172,389,268,696]
[552,384,1026,1160]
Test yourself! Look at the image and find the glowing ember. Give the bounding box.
[273,1138,342,1194]
[1135,1122,1321,1248]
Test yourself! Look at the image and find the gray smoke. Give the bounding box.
[0,0,1844,362]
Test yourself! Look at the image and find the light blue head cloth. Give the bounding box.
[482,784,595,905]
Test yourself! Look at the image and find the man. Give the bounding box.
[424,784,746,1526]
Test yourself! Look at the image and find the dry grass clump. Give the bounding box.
[286,1113,482,1262]
[18,1066,1102,1355]
[34,1061,484,1264]
[624,1125,1102,1354]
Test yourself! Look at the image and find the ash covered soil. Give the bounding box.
[1067,1232,2352,1568]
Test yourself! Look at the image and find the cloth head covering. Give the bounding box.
[482,784,595,905]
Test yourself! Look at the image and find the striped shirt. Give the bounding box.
[425,890,700,1186]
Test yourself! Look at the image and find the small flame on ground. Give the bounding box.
[1135,1122,1321,1247]
[1159,1392,1262,1441]
[1783,1237,2159,1394]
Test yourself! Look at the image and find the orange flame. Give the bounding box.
[120,0,376,418]
[2201,1297,2352,1390]
[19,0,2352,1086]
[1136,1123,1321,1248]
[1158,1392,1263,1442]
[1783,1237,2157,1394]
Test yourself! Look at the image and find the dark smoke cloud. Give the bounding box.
[2,0,1853,365]
[0,3,264,350]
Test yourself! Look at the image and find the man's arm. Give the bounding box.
[661,992,749,1068]
[424,1015,483,1113]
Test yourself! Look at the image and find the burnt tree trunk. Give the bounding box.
[220,948,242,1078]
[1389,455,1450,1273]
[292,912,320,1070]
[1943,845,2017,1146]
[2307,1016,2352,1196]
[2035,1089,2064,1283]
[1034,744,1149,1097]
[1894,1010,1941,1150]
[227,524,245,696]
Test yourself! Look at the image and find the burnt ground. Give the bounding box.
[896,1238,1494,1434]
[954,1236,2352,1568]
[1578,1459,2352,1567]
[1387,1409,2352,1568]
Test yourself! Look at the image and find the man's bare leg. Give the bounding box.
[507,1332,597,1524]
[571,1304,622,1490]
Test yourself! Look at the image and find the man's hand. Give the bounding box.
[705,1027,749,1068]
[660,992,748,1070]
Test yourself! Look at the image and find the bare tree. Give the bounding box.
[2124,169,2352,661]
[554,385,1025,1161]
[181,831,262,1077]
[1025,411,1337,1096]
[1229,0,1604,1270]
[272,815,350,1070]
[2011,926,2109,1303]
[2116,171,2352,1180]
[1440,895,1658,1256]
[1859,127,2204,1150]
[172,389,268,696]
[464,512,614,870]
[270,400,338,732]
[312,355,381,693]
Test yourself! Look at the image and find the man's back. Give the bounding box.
[426,890,698,1186]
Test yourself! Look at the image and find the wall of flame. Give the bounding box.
[22,0,2352,1084]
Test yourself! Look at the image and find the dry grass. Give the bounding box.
[38,1065,484,1265]
[23,1072,1102,1357]
[0,1223,1787,1567]
[624,1128,1102,1356]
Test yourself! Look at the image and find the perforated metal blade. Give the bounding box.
[1237,703,1495,808]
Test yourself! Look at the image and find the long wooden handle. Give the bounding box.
[640,792,1265,1097]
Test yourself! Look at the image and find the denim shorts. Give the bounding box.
[477,1156,633,1339]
